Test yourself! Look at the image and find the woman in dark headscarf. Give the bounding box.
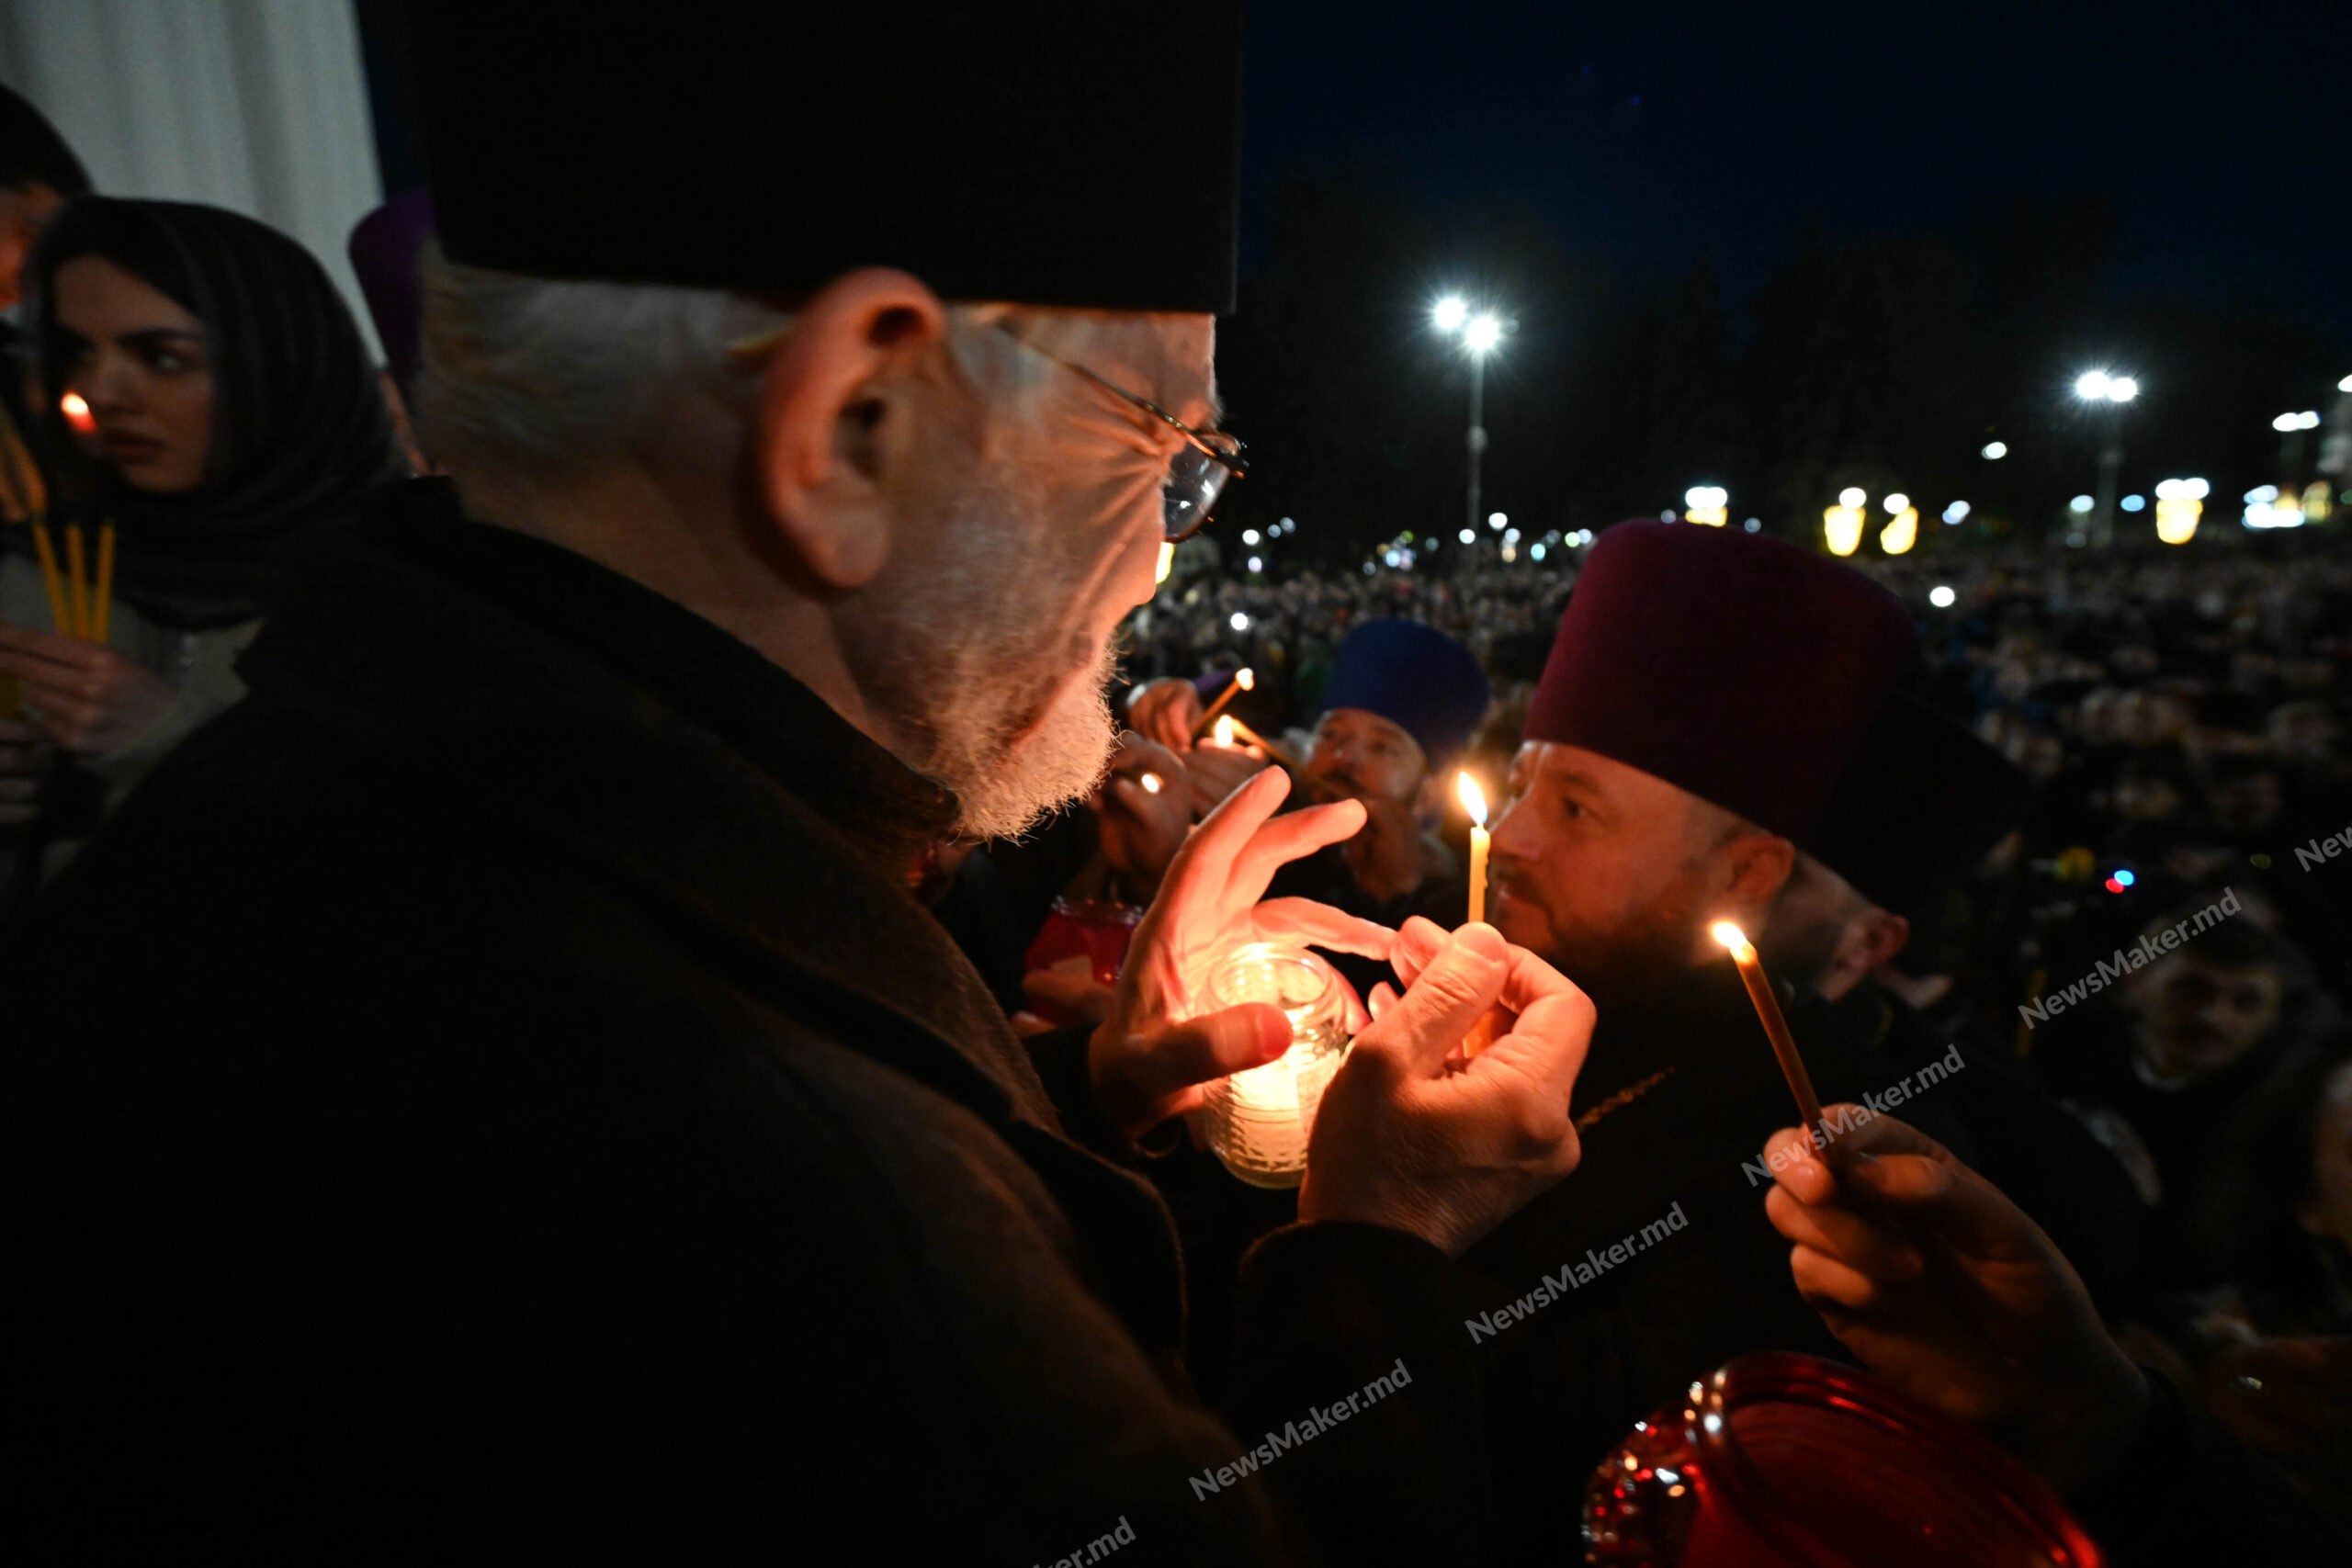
[0,197,401,884]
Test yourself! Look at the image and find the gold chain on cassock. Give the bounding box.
[1573,1066,1678,1132]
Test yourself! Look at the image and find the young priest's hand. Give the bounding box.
[1759,1111,2151,1493]
[1300,919,1590,1257]
[1092,731,1191,896]
[1089,765,1393,1143]
[1124,675,1202,757]
[0,622,175,757]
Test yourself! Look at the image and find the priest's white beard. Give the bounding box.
[857,462,1121,841]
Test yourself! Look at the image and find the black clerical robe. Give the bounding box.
[1,479,1491,1564]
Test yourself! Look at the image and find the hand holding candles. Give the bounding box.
[1712,920,1826,1138]
[1193,666,1254,736]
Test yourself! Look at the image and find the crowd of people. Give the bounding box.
[2,12,2348,1562]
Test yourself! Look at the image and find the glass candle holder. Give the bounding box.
[1201,942,1351,1190]
[1584,1351,2104,1568]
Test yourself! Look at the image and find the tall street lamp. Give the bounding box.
[2073,369,2138,546]
[1432,295,1510,548]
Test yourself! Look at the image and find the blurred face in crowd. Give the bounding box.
[0,179,65,310]
[2115,688,2186,746]
[2127,951,2284,1080]
[51,254,213,493]
[2270,702,2341,763]
[845,307,1213,837]
[2298,1065,2352,1253]
[1487,741,1788,1012]
[2206,768,2282,832]
[1306,706,1427,806]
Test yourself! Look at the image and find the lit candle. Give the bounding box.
[1155,540,1175,584]
[1194,667,1255,736]
[1213,714,1236,750]
[1711,921,1826,1138]
[1457,772,1494,1056]
[1203,942,1351,1189]
[60,389,96,437]
[1138,771,1163,795]
[1456,772,1489,924]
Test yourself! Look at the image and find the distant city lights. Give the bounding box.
[2274,410,2321,432]
[1981,442,2007,459]
[1229,611,1250,631]
[1929,584,1957,608]
[2154,478,2209,545]
[1459,528,1476,544]
[1531,542,1547,560]
[1240,528,1260,546]
[1487,511,1508,531]
[1463,314,1504,355]
[1246,556,1262,573]
[1431,295,1468,333]
[1742,518,1760,533]
[2068,494,2096,513]
[1684,485,1728,525]
[1883,492,1910,513]
[2244,484,2305,529]
[2120,494,2145,513]
[1838,487,1867,508]
[1942,500,1971,525]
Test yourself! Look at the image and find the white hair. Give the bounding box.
[412,247,1045,478]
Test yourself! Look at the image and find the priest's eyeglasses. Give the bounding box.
[992,322,1246,542]
[726,318,1244,542]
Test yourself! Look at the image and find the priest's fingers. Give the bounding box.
[1764,1182,1926,1283]
[1107,1003,1291,1133]
[1250,897,1396,960]
[1787,1245,1903,1314]
[1226,797,1368,899]
[1348,922,1509,1080]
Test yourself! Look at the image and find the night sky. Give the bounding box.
[1241,0,2352,340]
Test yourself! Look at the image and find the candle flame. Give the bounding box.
[1139,772,1163,795]
[61,389,96,434]
[1455,772,1487,826]
[1155,540,1174,584]
[1236,667,1254,690]
[1710,920,1754,957]
[1214,715,1235,748]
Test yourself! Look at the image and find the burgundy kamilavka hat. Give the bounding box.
[1523,521,1915,839]
[1801,691,2032,921]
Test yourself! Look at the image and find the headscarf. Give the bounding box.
[19,197,401,630]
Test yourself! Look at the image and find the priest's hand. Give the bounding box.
[1303,919,1590,1257]
[0,622,175,757]
[1183,736,1269,818]
[1759,1110,2150,1493]
[1124,675,1202,757]
[1092,731,1191,897]
[1089,765,1394,1143]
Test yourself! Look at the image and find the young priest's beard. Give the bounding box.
[860,472,1119,841]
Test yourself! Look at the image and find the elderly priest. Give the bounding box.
[0,8,1598,1562]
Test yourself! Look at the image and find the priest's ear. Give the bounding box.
[752,267,949,590]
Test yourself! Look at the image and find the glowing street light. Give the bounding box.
[1430,293,1513,553]
[2073,368,2139,546]
[1981,441,2007,459]
[2274,411,2320,432]
[1929,585,1957,608]
[1880,502,1918,555]
[1823,499,1866,556]
[1683,485,1728,525]
[1942,500,1971,525]
[1838,487,1866,508]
